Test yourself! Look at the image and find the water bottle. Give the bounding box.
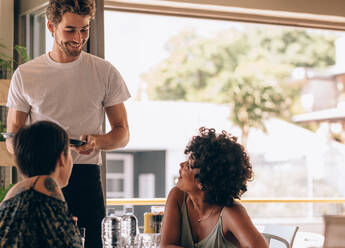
[102,211,123,248]
[121,207,139,248]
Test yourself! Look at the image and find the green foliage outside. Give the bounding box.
[0,184,13,202]
[0,42,28,140]
[0,43,29,79]
[142,26,337,146]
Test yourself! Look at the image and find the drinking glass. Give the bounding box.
[137,233,161,248]
[80,227,86,248]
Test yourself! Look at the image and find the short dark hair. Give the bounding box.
[13,121,69,177]
[46,0,96,25]
[185,127,253,207]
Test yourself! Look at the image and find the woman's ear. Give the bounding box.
[197,180,203,190]
[194,173,202,189]
[57,152,66,168]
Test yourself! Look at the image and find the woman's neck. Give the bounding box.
[34,175,65,201]
[187,192,211,214]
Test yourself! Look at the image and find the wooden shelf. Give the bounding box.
[0,79,10,106]
[0,142,14,166]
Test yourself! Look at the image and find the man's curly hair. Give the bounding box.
[46,0,96,25]
[185,127,253,207]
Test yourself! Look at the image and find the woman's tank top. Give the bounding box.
[179,195,237,248]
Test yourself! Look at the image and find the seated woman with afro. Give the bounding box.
[161,127,268,248]
[0,121,82,247]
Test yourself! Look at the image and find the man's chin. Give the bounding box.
[69,50,82,57]
[64,49,82,58]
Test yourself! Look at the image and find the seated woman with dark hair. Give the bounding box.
[161,127,268,248]
[0,121,82,247]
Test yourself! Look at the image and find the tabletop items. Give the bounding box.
[102,213,123,247]
[144,206,164,234]
[80,227,86,248]
[102,206,163,248]
[122,208,140,247]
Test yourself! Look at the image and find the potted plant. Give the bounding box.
[0,43,29,168]
[0,43,29,106]
[0,43,29,78]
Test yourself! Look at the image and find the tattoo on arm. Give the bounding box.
[44,177,64,201]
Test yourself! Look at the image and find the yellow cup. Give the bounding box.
[144,212,155,233]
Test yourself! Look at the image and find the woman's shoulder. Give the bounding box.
[221,201,256,234]
[223,201,247,216]
[167,187,185,208]
[2,177,35,202]
[223,201,246,212]
[3,176,64,203]
[221,202,250,223]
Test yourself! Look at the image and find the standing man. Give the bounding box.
[6,0,130,247]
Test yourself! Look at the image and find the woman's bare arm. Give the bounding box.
[160,187,184,248]
[222,203,268,248]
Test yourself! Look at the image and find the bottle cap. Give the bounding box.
[151,205,165,213]
[125,207,134,214]
[114,210,123,216]
[107,208,115,216]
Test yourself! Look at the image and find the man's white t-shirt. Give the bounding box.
[7,51,131,165]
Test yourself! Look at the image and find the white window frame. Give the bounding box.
[106,153,133,198]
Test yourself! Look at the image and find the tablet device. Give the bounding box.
[69,139,87,146]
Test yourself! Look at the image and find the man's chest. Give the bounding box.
[22,71,105,108]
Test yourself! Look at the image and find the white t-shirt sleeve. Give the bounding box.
[6,69,31,113]
[103,64,131,108]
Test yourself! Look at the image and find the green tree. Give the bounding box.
[142,26,337,146]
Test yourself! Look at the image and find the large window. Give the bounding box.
[20,2,345,239]
[104,10,345,222]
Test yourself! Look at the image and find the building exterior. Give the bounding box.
[105,100,345,226]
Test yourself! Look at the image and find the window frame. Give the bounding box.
[104,0,345,31]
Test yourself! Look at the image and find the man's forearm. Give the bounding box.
[6,109,29,154]
[95,125,129,151]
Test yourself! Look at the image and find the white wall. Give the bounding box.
[0,0,14,55]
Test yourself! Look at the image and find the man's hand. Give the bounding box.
[71,103,129,155]
[71,134,97,155]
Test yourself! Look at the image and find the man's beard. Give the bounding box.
[55,35,87,57]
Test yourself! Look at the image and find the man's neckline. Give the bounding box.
[46,51,84,68]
